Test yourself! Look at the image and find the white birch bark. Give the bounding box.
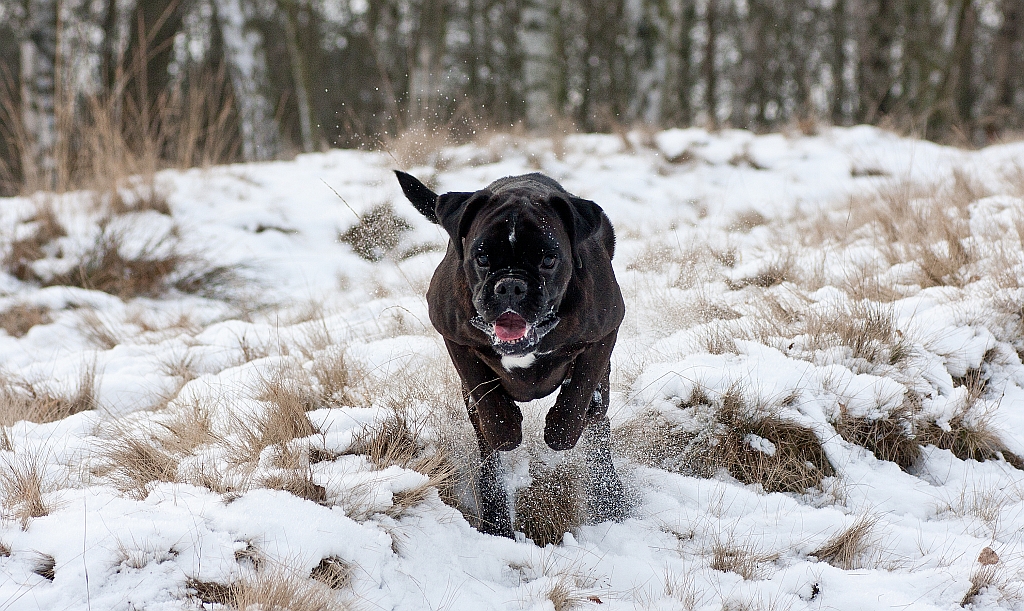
[519,0,555,130]
[214,0,281,161]
[21,0,59,189]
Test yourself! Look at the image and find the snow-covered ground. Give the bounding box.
[2,126,1024,610]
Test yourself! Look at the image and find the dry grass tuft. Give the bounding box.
[832,400,921,470]
[0,304,52,338]
[810,514,879,569]
[96,182,172,216]
[708,538,779,580]
[338,203,412,262]
[346,411,459,516]
[730,256,794,289]
[0,365,98,426]
[917,373,1024,470]
[99,433,180,499]
[259,469,328,505]
[186,566,347,610]
[228,405,320,467]
[0,540,10,557]
[0,452,51,527]
[310,556,353,590]
[3,201,67,282]
[801,300,912,367]
[618,387,834,492]
[513,460,587,547]
[383,123,454,169]
[31,552,56,581]
[961,565,999,607]
[730,209,769,232]
[309,349,363,407]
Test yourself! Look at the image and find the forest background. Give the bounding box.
[2,0,1023,196]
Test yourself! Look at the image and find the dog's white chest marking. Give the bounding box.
[502,352,536,370]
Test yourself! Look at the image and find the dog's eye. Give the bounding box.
[475,254,490,267]
[540,255,557,269]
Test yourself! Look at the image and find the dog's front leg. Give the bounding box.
[543,331,617,451]
[445,340,520,538]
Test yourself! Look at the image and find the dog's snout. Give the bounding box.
[494,277,527,298]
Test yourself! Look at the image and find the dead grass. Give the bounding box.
[345,411,459,516]
[832,399,921,470]
[309,348,363,407]
[800,172,983,288]
[310,556,353,590]
[917,371,1024,469]
[618,387,834,493]
[98,432,180,499]
[382,122,453,169]
[338,203,413,262]
[186,565,348,610]
[729,256,795,289]
[94,181,172,216]
[98,403,214,498]
[810,514,879,569]
[227,384,321,465]
[513,460,587,547]
[708,537,779,580]
[3,201,67,281]
[259,469,328,505]
[961,565,999,607]
[5,200,240,301]
[0,303,52,337]
[0,451,51,527]
[31,552,56,581]
[800,300,913,367]
[0,364,98,426]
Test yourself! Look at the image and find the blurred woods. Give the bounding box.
[1,0,1023,195]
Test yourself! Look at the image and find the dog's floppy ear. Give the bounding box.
[436,190,491,259]
[549,194,604,267]
[394,170,440,224]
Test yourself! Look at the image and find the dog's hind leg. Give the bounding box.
[582,372,628,523]
[469,408,515,538]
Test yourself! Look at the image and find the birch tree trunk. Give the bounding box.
[213,0,281,161]
[21,0,59,190]
[520,0,555,129]
[281,0,313,152]
[408,0,448,124]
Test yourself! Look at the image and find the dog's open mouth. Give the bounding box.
[494,312,528,342]
[471,310,560,355]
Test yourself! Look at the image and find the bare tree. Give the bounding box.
[21,0,59,189]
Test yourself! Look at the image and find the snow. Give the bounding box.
[2,125,1024,609]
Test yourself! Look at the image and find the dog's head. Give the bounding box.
[395,171,603,356]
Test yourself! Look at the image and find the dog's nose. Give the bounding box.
[494,277,527,298]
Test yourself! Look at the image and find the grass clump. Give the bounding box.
[0,451,52,527]
[800,300,912,367]
[918,371,1023,470]
[0,304,52,338]
[619,386,834,493]
[809,514,878,569]
[3,202,67,282]
[185,566,349,610]
[832,399,921,470]
[338,203,412,262]
[708,538,779,580]
[513,460,587,547]
[0,366,98,426]
[345,411,459,516]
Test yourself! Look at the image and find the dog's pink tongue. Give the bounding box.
[494,313,528,342]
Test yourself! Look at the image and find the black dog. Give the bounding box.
[395,170,627,537]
